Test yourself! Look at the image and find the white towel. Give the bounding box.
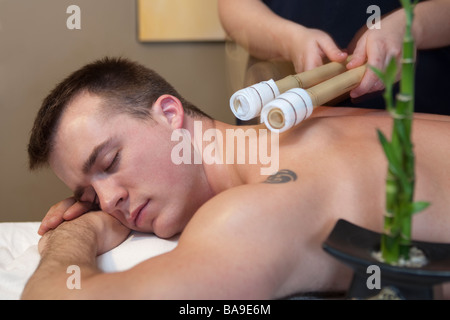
[0,222,178,300]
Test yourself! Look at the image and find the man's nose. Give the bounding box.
[92,179,127,214]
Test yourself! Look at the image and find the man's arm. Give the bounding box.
[22,183,311,299]
[21,212,130,299]
[21,200,281,299]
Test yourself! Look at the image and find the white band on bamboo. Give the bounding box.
[229,79,280,121]
[260,88,313,133]
[229,58,351,121]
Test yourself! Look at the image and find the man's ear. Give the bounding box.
[152,95,184,129]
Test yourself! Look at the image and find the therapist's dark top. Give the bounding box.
[262,0,450,115]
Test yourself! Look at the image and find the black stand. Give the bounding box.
[323,219,450,300]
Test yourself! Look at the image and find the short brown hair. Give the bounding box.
[27,57,210,170]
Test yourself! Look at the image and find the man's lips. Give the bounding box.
[130,200,150,226]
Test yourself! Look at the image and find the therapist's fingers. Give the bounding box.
[303,50,324,71]
[350,69,384,98]
[349,34,388,98]
[303,35,347,71]
[347,34,368,70]
[318,36,348,64]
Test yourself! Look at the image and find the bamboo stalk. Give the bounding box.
[229,58,351,121]
[305,65,366,106]
[275,57,351,93]
[261,65,366,132]
[379,0,424,264]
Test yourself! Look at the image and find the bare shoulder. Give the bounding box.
[182,173,304,245]
[183,169,311,236]
[116,177,312,299]
[177,170,345,296]
[124,174,307,298]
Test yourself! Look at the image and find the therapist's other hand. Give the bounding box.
[347,11,406,98]
[286,26,348,73]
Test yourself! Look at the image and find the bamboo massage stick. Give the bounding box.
[230,57,351,121]
[260,64,366,133]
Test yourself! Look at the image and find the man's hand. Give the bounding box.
[39,211,131,256]
[38,197,93,236]
[24,211,130,299]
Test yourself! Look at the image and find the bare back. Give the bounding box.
[180,107,450,298]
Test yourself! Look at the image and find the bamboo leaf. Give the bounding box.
[369,55,397,88]
[369,65,385,83]
[370,60,397,111]
[384,58,398,88]
[377,130,403,177]
[411,201,430,215]
[377,129,394,162]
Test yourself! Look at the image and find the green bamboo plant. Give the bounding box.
[371,0,430,265]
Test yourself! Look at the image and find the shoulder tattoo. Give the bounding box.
[263,169,297,184]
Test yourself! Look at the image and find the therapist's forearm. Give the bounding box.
[218,0,302,61]
[413,0,450,49]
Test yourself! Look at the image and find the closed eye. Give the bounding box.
[105,151,120,173]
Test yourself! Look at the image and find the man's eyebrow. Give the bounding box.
[82,138,113,175]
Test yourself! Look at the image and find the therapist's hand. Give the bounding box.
[38,196,93,235]
[285,25,348,72]
[346,10,406,98]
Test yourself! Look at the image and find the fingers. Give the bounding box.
[350,71,384,99]
[63,200,93,220]
[348,33,390,98]
[38,197,92,236]
[318,37,348,64]
[38,197,74,235]
[303,52,324,71]
[291,29,347,72]
[304,36,347,71]
[348,24,407,98]
[347,34,368,70]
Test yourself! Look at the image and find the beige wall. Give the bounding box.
[0,0,237,222]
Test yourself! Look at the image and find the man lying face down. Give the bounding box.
[22,57,450,299]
